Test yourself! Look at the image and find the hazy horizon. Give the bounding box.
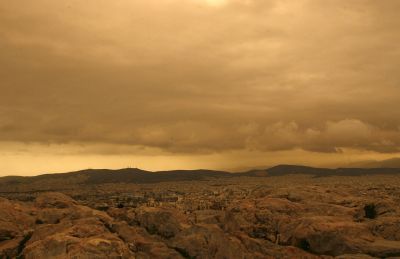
[1,0,400,176]
[3,156,400,177]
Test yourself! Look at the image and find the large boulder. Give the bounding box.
[370,217,400,241]
[169,224,252,259]
[34,192,113,225]
[135,207,188,239]
[112,221,182,258]
[23,216,134,258]
[0,237,24,258]
[224,198,304,243]
[279,216,374,256]
[34,192,77,209]
[234,233,324,259]
[0,197,35,258]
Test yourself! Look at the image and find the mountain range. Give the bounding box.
[1,164,400,187]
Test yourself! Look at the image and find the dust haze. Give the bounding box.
[1,0,400,175]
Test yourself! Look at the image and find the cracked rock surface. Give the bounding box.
[1,175,400,258]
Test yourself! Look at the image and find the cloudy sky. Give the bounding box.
[1,0,400,175]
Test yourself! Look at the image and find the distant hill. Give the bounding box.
[346,158,400,168]
[1,165,400,191]
[244,165,332,177]
[246,164,400,177]
[0,168,232,186]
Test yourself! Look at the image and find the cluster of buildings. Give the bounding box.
[71,184,252,212]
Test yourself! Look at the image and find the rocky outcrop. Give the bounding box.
[22,193,134,258]
[0,197,35,258]
[134,207,188,239]
[1,184,400,258]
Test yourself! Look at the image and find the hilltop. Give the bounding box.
[1,165,400,193]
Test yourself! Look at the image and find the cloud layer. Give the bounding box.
[1,0,400,163]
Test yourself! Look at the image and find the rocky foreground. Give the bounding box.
[1,176,400,258]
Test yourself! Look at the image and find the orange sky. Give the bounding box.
[1,0,400,176]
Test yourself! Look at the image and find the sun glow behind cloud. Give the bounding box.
[195,0,229,7]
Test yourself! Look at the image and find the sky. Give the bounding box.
[1,0,400,176]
